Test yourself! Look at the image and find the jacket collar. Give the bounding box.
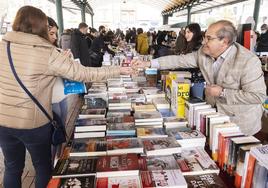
[216,44,237,84]
[2,31,53,48]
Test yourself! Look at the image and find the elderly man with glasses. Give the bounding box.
[132,20,266,136]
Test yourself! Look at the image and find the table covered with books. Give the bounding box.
[48,53,268,188]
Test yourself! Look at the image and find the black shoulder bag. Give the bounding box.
[6,41,66,146]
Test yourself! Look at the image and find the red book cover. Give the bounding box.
[234,172,242,188]
[96,154,139,172]
[96,177,108,188]
[243,30,251,50]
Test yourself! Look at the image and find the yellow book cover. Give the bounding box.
[171,81,190,118]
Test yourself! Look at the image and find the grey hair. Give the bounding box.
[211,20,237,45]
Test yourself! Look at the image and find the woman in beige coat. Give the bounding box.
[0,6,131,188]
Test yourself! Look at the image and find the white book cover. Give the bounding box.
[141,170,187,188]
[211,123,239,160]
[195,108,216,131]
[250,145,268,170]
[192,104,211,128]
[185,99,206,128]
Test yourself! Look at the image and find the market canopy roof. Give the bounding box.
[47,0,249,17]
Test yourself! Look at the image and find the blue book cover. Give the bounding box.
[63,79,87,95]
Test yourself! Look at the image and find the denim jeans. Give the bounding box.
[0,123,52,188]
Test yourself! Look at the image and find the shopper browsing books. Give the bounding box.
[0,6,131,188]
[132,20,266,136]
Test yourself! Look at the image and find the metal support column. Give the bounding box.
[55,0,64,34]
[187,5,192,25]
[91,14,94,28]
[253,0,261,30]
[163,15,169,25]
[81,3,86,23]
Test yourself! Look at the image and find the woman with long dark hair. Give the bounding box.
[175,23,203,54]
[47,16,59,47]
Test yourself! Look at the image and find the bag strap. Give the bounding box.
[6,41,53,122]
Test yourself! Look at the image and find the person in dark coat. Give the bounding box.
[256,24,268,52]
[70,22,93,67]
[90,26,115,67]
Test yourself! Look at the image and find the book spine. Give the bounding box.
[244,154,256,188]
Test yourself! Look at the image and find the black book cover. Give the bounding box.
[185,173,227,188]
[52,158,97,178]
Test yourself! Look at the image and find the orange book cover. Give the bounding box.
[47,178,60,188]
[217,132,224,167]
[234,172,242,188]
[244,154,256,188]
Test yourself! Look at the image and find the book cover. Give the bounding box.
[106,123,136,136]
[184,173,227,188]
[173,147,219,175]
[47,176,95,188]
[63,79,87,95]
[250,144,268,170]
[107,138,144,155]
[158,109,176,118]
[75,118,107,126]
[140,155,179,171]
[96,176,142,188]
[137,128,167,138]
[143,137,181,156]
[70,139,107,157]
[96,154,140,177]
[134,111,163,123]
[79,109,106,119]
[141,170,187,188]
[85,97,107,109]
[52,158,97,178]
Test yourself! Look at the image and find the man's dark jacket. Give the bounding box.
[70,29,92,67]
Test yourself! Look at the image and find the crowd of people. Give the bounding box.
[0,4,267,188]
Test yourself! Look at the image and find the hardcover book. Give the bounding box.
[52,157,97,178]
[96,154,140,177]
[47,176,95,188]
[139,155,179,171]
[107,138,144,155]
[79,109,106,119]
[141,170,187,188]
[134,111,163,123]
[143,137,181,156]
[96,176,142,188]
[137,128,167,138]
[184,173,227,188]
[173,147,219,175]
[70,139,107,157]
[166,129,206,148]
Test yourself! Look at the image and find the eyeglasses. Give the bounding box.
[203,35,219,43]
